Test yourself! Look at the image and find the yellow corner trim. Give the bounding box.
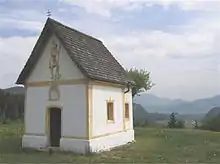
[91,80,124,88]
[86,82,93,139]
[27,79,88,87]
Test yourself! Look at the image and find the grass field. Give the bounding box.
[1,120,220,163]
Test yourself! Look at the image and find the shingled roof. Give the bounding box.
[16,18,129,85]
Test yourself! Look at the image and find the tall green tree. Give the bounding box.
[167,112,185,129]
[126,68,154,98]
[167,112,177,128]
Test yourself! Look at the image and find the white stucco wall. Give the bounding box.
[25,84,87,139]
[27,34,84,83]
[60,129,134,154]
[91,85,133,137]
[90,130,134,152]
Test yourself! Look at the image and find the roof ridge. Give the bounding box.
[47,18,102,43]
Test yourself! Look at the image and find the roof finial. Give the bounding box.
[47,9,51,18]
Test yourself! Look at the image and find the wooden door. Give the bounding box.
[49,108,61,147]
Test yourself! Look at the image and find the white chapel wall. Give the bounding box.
[27,34,84,83]
[25,86,46,135]
[91,85,124,137]
[25,84,87,138]
[25,34,87,138]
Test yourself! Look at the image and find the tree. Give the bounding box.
[167,112,185,129]
[167,112,177,128]
[126,68,154,98]
[200,114,220,132]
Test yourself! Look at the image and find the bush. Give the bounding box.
[176,120,184,128]
[200,114,220,132]
[167,112,185,129]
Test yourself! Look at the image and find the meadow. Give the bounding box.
[1,120,220,163]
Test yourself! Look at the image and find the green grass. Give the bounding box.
[1,121,220,163]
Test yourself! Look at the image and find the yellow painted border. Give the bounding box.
[27,79,88,87]
[91,80,124,88]
[106,99,115,124]
[87,82,93,139]
[124,102,130,121]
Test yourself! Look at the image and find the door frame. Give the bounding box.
[45,105,63,147]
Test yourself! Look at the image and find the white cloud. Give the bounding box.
[0,36,37,88]
[101,17,220,100]
[0,9,44,31]
[61,0,220,17]
[1,15,219,100]
[0,1,219,100]
[105,18,220,62]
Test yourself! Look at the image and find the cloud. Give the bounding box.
[60,0,220,17]
[0,36,37,87]
[0,0,219,100]
[104,18,220,63]
[101,17,220,100]
[0,8,45,35]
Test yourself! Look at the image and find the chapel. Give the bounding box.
[16,18,134,154]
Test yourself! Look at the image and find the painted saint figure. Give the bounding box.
[49,41,61,80]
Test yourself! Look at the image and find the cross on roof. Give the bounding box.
[47,9,51,17]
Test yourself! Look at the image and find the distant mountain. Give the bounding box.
[204,107,220,120]
[134,93,220,114]
[133,103,169,124]
[3,86,25,95]
[133,103,148,124]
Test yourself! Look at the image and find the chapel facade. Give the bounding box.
[16,18,134,154]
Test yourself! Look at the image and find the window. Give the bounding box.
[107,102,114,122]
[125,103,129,119]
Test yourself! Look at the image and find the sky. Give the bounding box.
[0,0,219,100]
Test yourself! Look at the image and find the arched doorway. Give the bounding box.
[49,107,61,147]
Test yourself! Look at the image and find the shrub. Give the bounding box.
[200,114,220,132]
[167,112,185,129]
[176,120,184,129]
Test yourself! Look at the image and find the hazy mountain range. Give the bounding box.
[134,93,220,114]
[3,86,219,116]
[2,86,219,124]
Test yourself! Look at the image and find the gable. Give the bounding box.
[27,34,84,83]
[16,18,129,85]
